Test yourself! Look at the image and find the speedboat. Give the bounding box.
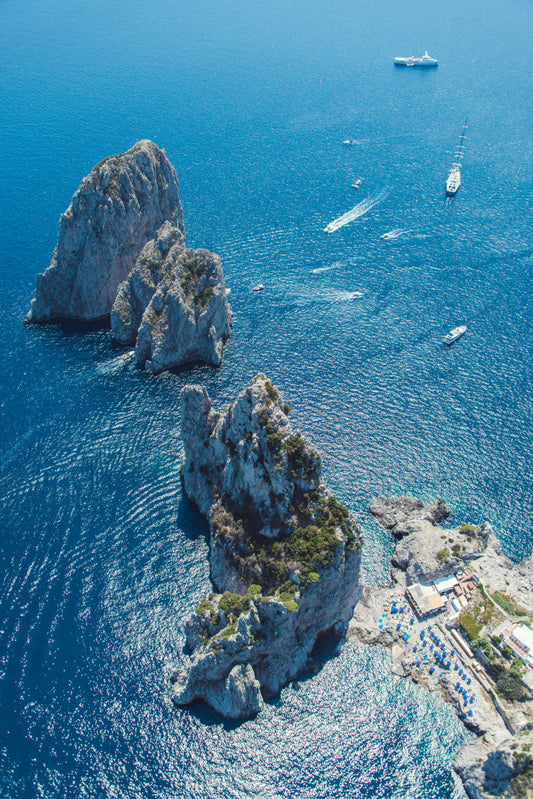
[352,178,362,189]
[253,284,265,292]
[342,139,356,146]
[443,325,467,345]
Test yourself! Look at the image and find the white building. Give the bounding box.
[510,624,533,667]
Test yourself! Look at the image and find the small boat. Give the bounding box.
[394,51,438,67]
[253,284,265,292]
[443,325,467,345]
[352,178,362,189]
[342,139,356,146]
[121,350,135,361]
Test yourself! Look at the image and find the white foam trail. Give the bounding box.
[380,228,411,240]
[311,264,338,274]
[324,189,389,233]
[95,352,134,376]
[332,290,364,301]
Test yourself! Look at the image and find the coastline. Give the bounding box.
[351,497,533,798]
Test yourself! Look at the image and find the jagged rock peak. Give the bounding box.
[112,224,232,372]
[26,140,184,323]
[181,374,321,537]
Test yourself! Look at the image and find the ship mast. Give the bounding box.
[453,117,468,168]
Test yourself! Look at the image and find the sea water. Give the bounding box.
[1,0,533,796]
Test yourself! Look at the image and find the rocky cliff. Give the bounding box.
[111,222,231,372]
[26,140,184,323]
[171,376,362,719]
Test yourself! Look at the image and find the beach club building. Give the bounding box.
[406,573,469,619]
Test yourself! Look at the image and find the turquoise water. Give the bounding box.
[1,0,533,796]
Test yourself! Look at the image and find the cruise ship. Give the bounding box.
[394,51,438,67]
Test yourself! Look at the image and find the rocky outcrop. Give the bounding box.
[26,140,184,323]
[171,376,362,718]
[454,730,533,798]
[370,495,491,584]
[369,495,450,539]
[111,223,231,372]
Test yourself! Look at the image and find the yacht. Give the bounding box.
[394,51,438,67]
[446,166,461,196]
[443,325,467,345]
[446,119,467,196]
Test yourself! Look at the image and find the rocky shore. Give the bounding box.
[171,376,362,719]
[352,496,533,799]
[26,140,232,371]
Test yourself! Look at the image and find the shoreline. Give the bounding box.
[350,496,533,798]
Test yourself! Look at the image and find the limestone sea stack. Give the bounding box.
[171,376,362,719]
[25,140,184,323]
[111,222,232,372]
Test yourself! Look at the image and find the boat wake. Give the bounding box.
[380,228,411,240]
[94,352,135,376]
[310,264,339,274]
[324,189,389,233]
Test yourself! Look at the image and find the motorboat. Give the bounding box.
[352,178,362,189]
[253,284,265,292]
[443,325,467,345]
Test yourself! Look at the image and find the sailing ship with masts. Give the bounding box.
[446,118,468,196]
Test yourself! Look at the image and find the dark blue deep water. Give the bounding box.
[1,0,533,796]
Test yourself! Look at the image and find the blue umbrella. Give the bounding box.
[468,710,473,716]
[467,678,471,685]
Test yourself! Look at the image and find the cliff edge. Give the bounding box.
[171,376,362,719]
[26,140,184,323]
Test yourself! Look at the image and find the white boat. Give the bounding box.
[352,178,362,189]
[253,284,265,292]
[394,51,438,67]
[443,325,467,345]
[446,166,461,196]
[343,139,356,146]
[446,119,467,196]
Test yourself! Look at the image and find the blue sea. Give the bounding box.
[1,0,533,796]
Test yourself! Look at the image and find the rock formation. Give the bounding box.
[171,376,362,719]
[111,222,231,372]
[454,730,533,799]
[370,495,491,584]
[26,140,184,323]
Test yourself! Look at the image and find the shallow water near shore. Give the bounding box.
[1,0,533,796]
